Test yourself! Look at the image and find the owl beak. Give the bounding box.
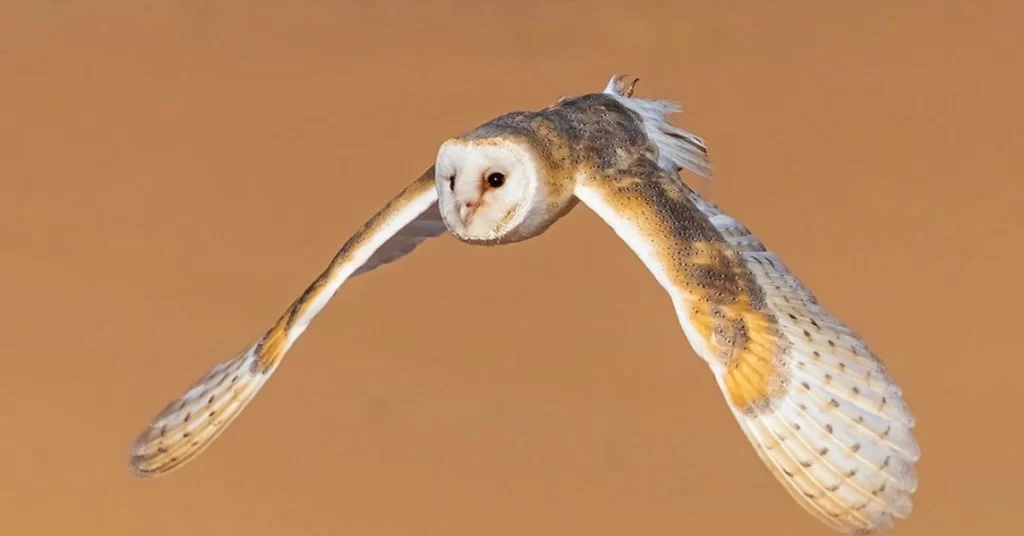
[459,200,479,224]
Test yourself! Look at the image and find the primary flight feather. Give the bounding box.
[129,74,919,534]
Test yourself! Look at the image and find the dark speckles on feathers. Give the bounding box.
[464,94,768,311]
[462,94,649,174]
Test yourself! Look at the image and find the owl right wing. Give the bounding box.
[128,167,447,478]
[574,167,919,534]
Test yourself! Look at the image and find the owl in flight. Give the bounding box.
[129,75,920,534]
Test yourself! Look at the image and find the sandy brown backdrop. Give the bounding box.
[1,1,1020,534]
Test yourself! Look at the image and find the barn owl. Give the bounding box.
[129,75,919,534]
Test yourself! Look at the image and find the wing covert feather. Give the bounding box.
[129,168,445,477]
[575,173,919,534]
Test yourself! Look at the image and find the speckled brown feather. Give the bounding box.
[574,159,919,532]
[458,80,920,533]
[574,165,789,412]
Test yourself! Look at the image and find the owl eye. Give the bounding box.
[448,175,455,191]
[486,172,506,188]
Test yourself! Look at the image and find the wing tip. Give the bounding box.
[124,346,267,479]
[127,421,224,479]
[126,425,182,479]
[127,455,164,479]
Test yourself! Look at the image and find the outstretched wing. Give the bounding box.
[129,167,446,477]
[574,167,919,534]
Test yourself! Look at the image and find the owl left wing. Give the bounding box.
[128,167,446,477]
[573,169,920,534]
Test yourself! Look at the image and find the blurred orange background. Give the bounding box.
[1,1,1019,534]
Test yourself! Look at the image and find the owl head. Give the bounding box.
[434,132,569,244]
